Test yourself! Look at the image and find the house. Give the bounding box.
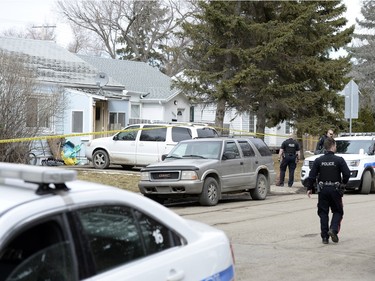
[0,36,288,165]
[0,37,127,163]
[80,55,291,151]
[191,104,292,152]
[79,55,192,126]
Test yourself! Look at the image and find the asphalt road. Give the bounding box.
[169,185,375,281]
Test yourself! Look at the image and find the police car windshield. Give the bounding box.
[336,140,374,154]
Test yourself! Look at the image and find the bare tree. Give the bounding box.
[57,0,195,75]
[0,51,38,163]
[67,24,105,55]
[0,51,68,163]
[1,23,56,41]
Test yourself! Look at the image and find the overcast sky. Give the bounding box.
[0,0,363,48]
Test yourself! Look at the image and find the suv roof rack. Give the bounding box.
[168,121,211,127]
[0,162,77,195]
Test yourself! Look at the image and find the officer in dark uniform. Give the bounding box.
[305,137,350,244]
[277,135,300,187]
[315,129,334,154]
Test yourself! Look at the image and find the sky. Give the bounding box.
[0,0,364,49]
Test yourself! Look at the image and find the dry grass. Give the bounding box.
[76,169,140,192]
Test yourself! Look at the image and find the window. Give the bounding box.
[250,139,272,156]
[117,125,140,141]
[224,141,240,159]
[238,140,255,157]
[76,206,182,274]
[140,125,167,142]
[171,127,192,142]
[109,112,125,130]
[26,97,50,128]
[131,104,140,118]
[72,111,83,133]
[0,219,76,281]
[197,128,219,138]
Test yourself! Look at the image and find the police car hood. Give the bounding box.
[305,153,367,162]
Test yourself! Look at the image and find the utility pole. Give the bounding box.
[32,25,56,40]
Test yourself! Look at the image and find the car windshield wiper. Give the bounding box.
[165,155,182,159]
[182,154,206,159]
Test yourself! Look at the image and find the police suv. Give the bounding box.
[301,133,375,194]
[0,163,235,281]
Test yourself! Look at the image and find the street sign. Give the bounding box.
[344,80,359,119]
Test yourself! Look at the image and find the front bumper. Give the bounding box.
[139,180,204,195]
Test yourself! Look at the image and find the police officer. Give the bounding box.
[277,134,300,187]
[305,137,350,244]
[315,129,334,154]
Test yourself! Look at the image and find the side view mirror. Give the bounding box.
[161,154,168,161]
[113,135,119,140]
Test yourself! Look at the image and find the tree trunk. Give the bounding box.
[256,101,266,140]
[215,98,226,136]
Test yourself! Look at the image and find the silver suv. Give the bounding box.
[85,123,218,169]
[139,137,276,206]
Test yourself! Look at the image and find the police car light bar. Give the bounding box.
[0,162,77,184]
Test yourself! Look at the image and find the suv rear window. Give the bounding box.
[249,138,272,156]
[171,127,193,142]
[196,128,218,138]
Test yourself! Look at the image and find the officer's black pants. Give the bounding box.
[279,155,297,186]
[317,186,343,239]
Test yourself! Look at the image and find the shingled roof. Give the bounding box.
[0,37,123,90]
[79,55,180,101]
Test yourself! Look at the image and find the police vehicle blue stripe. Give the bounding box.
[201,265,235,281]
[364,162,375,169]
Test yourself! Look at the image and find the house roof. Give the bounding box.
[0,37,124,90]
[79,55,180,101]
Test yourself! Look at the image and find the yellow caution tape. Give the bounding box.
[0,125,319,144]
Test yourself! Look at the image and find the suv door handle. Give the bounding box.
[240,162,243,165]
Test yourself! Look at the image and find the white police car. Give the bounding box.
[301,134,375,194]
[0,163,235,281]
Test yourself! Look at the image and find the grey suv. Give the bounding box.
[138,137,276,206]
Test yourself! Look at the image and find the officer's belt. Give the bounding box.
[318,181,340,188]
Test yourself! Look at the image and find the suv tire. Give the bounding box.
[93,150,110,169]
[199,177,220,206]
[250,174,268,200]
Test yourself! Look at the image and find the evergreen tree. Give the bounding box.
[347,0,375,110]
[177,1,353,139]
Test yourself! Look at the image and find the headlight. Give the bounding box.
[140,172,150,181]
[303,160,310,166]
[181,171,198,180]
[346,160,360,167]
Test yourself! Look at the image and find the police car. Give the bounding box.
[301,134,375,194]
[0,163,235,281]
